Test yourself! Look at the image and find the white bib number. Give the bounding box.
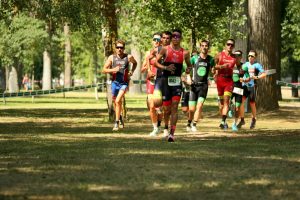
[233,87,244,95]
[168,76,181,86]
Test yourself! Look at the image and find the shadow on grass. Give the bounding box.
[0,134,300,199]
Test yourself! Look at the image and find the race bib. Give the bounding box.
[168,76,181,86]
[233,87,244,95]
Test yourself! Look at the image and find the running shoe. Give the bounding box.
[167,134,175,142]
[219,122,228,130]
[149,127,159,137]
[191,125,197,132]
[186,125,191,132]
[163,129,169,137]
[250,118,256,129]
[232,123,238,132]
[237,120,245,128]
[112,122,119,131]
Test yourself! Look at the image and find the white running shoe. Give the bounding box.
[149,128,159,137]
[186,125,191,132]
[191,125,197,132]
[163,129,169,137]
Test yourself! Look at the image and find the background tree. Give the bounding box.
[281,0,300,97]
[248,0,281,111]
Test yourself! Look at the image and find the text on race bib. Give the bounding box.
[168,76,181,86]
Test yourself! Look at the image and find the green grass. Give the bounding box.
[0,92,300,199]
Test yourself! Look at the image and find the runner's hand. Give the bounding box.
[186,74,192,85]
[166,64,176,73]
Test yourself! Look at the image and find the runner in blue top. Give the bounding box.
[237,50,266,129]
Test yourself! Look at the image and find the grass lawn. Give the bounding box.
[0,92,299,200]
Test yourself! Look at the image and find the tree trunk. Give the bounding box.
[8,67,19,92]
[102,0,118,121]
[64,23,72,88]
[129,42,142,94]
[42,50,52,90]
[291,61,299,97]
[248,0,280,111]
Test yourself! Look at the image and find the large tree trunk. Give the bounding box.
[102,0,118,121]
[42,50,52,90]
[129,42,142,94]
[64,23,72,88]
[248,0,280,111]
[8,67,19,92]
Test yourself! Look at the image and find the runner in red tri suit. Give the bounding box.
[214,39,236,130]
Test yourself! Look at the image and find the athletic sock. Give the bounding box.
[153,123,158,129]
[241,117,245,122]
[187,120,192,127]
[222,115,227,123]
[170,125,176,136]
[157,121,161,127]
[193,121,197,127]
[164,125,168,130]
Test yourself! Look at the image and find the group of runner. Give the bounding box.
[102,29,266,142]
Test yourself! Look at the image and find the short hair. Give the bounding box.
[227,38,235,44]
[248,50,257,56]
[115,39,125,48]
[162,31,172,36]
[153,32,162,38]
[200,39,210,47]
[172,29,182,36]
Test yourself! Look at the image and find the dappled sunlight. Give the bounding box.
[203,181,221,188]
[87,184,127,192]
[244,178,272,186]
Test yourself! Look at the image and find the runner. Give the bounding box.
[102,40,137,131]
[181,66,192,132]
[231,50,250,131]
[188,40,214,132]
[213,39,236,130]
[141,32,163,136]
[149,31,172,137]
[155,29,192,142]
[237,50,266,129]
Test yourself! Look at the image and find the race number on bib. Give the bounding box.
[233,87,244,95]
[168,76,181,86]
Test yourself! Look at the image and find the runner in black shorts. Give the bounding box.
[231,50,250,131]
[188,40,214,132]
[155,29,192,142]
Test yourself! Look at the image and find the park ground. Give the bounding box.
[0,88,299,200]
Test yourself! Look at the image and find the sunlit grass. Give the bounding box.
[0,92,299,199]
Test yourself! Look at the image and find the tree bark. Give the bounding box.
[102,0,118,121]
[129,42,142,94]
[291,61,299,97]
[248,0,280,111]
[42,50,52,90]
[64,23,72,88]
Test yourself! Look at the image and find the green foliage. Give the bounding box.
[281,0,300,76]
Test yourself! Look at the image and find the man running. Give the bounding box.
[188,40,214,132]
[214,39,236,130]
[155,29,192,142]
[231,50,250,131]
[149,31,172,137]
[237,50,266,129]
[141,32,163,136]
[102,40,137,131]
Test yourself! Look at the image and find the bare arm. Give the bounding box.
[141,51,150,73]
[154,47,175,72]
[214,53,229,70]
[128,54,137,76]
[102,55,119,74]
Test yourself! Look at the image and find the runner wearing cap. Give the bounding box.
[141,32,164,136]
[237,50,266,129]
[231,50,250,131]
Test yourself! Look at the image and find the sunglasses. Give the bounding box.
[116,46,124,49]
[226,43,234,47]
[172,34,181,39]
[153,38,161,42]
[248,55,255,58]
